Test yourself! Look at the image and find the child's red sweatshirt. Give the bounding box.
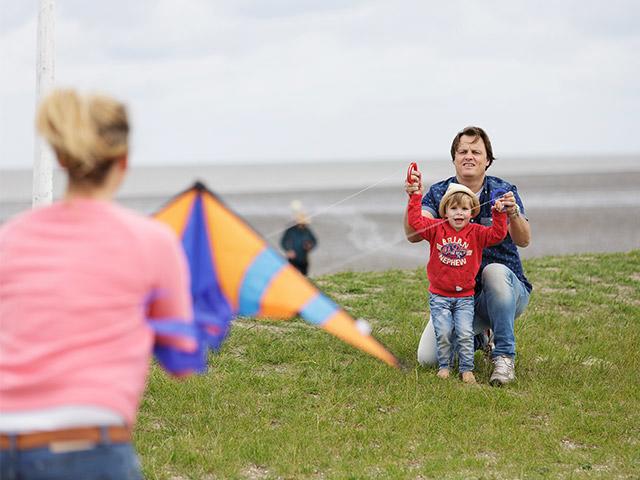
[407,194,508,297]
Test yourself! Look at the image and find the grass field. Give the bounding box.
[136,251,640,479]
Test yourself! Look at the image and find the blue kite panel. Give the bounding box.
[238,248,286,316]
[181,194,233,350]
[300,294,339,326]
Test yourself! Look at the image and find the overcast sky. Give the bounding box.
[1,1,639,168]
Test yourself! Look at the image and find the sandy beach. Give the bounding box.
[1,158,639,276]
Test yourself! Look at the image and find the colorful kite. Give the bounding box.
[150,182,399,372]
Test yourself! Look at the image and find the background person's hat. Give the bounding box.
[438,183,481,218]
[290,199,309,224]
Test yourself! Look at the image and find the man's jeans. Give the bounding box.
[429,293,475,372]
[418,264,530,366]
[0,441,143,480]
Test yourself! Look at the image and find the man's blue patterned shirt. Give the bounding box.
[421,175,532,293]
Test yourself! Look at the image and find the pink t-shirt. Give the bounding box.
[0,199,192,425]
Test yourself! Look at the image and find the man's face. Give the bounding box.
[453,135,489,180]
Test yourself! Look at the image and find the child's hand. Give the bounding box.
[493,199,505,212]
[405,163,423,196]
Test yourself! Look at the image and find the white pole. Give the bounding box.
[33,0,55,207]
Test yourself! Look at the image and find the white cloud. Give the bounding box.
[1,0,639,168]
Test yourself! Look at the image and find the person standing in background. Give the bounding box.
[281,200,317,276]
[0,89,194,479]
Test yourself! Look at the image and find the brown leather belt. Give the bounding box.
[0,426,131,450]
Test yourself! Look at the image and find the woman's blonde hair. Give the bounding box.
[36,89,129,184]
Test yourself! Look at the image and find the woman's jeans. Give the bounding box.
[0,440,143,480]
[418,264,531,366]
[429,293,475,372]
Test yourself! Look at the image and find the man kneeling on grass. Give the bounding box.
[405,126,533,386]
[408,182,507,384]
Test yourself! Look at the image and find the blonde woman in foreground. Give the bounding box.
[0,89,193,479]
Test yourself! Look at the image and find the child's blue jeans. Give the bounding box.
[429,293,475,372]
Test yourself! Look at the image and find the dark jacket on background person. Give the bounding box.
[281,224,317,275]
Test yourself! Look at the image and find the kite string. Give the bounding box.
[264,166,406,240]
[318,195,501,274]
[259,163,506,273]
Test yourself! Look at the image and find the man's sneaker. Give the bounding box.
[486,330,495,355]
[474,329,494,357]
[490,355,516,386]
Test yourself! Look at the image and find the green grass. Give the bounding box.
[136,251,640,479]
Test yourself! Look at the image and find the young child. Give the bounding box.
[408,182,508,384]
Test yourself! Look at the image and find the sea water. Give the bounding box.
[1,155,638,274]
